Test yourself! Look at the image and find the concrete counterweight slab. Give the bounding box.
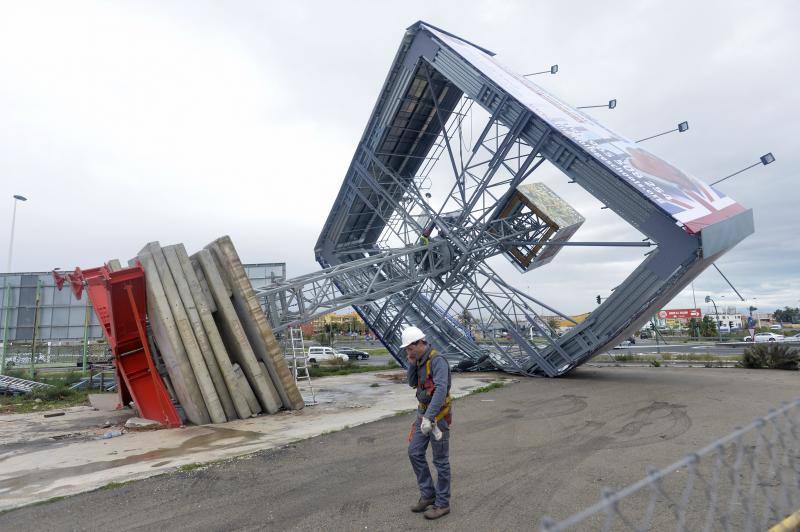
[193,249,282,414]
[162,244,238,421]
[136,248,210,426]
[173,244,253,420]
[207,236,304,411]
[145,243,226,424]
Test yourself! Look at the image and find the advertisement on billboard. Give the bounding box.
[425,26,747,234]
[657,309,702,319]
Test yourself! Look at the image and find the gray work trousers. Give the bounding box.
[408,415,450,508]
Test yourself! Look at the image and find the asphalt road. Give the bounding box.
[618,343,747,356]
[2,366,798,531]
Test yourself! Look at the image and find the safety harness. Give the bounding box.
[416,349,452,425]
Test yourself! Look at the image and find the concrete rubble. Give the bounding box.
[124,417,163,431]
[129,236,303,426]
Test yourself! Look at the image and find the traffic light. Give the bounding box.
[596,295,601,305]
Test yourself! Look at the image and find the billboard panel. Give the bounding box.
[423,25,747,234]
[657,308,702,319]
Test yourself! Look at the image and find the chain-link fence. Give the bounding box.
[2,341,109,369]
[541,398,800,531]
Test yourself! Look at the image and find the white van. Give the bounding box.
[306,346,349,364]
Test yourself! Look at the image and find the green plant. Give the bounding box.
[178,462,206,472]
[37,371,84,387]
[307,361,400,378]
[29,385,81,402]
[650,359,661,367]
[471,381,505,394]
[4,368,27,379]
[101,480,134,490]
[742,343,799,370]
[701,316,718,337]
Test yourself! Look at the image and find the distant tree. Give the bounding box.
[546,317,560,331]
[773,307,800,324]
[700,315,718,337]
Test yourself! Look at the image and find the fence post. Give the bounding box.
[1,281,12,375]
[30,279,42,379]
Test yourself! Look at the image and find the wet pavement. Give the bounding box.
[0,370,506,512]
[1,366,798,530]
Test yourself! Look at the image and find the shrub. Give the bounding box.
[742,343,799,370]
[29,385,80,402]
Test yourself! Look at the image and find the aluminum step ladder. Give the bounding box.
[286,327,316,405]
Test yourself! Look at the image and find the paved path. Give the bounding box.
[2,366,798,530]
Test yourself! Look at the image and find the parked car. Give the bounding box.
[337,348,370,360]
[770,324,783,330]
[614,337,637,348]
[306,346,349,364]
[786,333,800,342]
[639,330,652,339]
[743,332,785,343]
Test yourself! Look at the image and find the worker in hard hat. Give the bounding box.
[402,325,452,520]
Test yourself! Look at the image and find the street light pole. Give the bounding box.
[705,295,721,343]
[6,195,27,273]
[2,194,28,375]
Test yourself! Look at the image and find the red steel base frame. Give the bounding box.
[74,264,181,428]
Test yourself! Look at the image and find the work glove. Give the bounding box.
[431,423,443,441]
[420,416,433,435]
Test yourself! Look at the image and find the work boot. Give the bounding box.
[424,506,450,520]
[411,497,435,513]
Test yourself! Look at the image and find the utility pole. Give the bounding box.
[651,317,660,356]
[2,194,28,375]
[705,295,721,343]
[82,298,91,376]
[30,279,42,378]
[1,287,10,375]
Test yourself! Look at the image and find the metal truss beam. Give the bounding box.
[310,22,754,377]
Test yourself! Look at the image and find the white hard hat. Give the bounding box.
[400,326,426,348]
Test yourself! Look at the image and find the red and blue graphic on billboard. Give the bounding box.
[426,26,747,234]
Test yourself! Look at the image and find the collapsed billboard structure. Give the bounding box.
[260,22,754,376]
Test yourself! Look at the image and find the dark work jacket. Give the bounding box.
[407,344,451,420]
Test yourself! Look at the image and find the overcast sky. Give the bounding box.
[1,1,797,316]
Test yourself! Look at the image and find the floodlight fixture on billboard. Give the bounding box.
[524,64,559,77]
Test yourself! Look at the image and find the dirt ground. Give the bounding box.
[1,366,798,530]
